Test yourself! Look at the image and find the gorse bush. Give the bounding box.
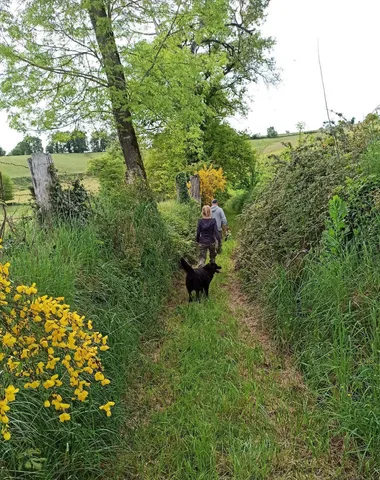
[0,251,113,442]
[0,185,178,478]
[198,165,227,205]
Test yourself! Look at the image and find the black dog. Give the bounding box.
[180,258,222,302]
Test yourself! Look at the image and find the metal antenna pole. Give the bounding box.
[318,39,340,157]
[317,39,332,129]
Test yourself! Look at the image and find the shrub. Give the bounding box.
[198,165,227,205]
[87,143,125,191]
[238,137,357,286]
[158,200,199,263]
[0,173,14,202]
[49,178,90,224]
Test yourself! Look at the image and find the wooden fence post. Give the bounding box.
[189,174,201,203]
[27,153,55,216]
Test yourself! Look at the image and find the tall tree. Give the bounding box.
[70,129,88,153]
[46,131,71,154]
[10,136,43,156]
[267,126,278,138]
[90,130,111,153]
[0,0,153,181]
[203,120,256,189]
[129,0,277,166]
[0,0,276,183]
[0,147,6,157]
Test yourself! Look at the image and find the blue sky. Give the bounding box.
[1,0,380,151]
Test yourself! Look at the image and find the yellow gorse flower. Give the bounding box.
[99,401,115,417]
[0,247,113,441]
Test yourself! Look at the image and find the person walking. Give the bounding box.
[211,199,228,253]
[196,205,221,267]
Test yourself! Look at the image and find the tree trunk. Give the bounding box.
[88,3,146,183]
[190,174,201,203]
[27,153,55,216]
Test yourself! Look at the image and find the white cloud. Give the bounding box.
[0,112,23,153]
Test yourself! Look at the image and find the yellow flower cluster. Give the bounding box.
[0,243,114,441]
[197,165,227,205]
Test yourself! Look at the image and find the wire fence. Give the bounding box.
[0,156,94,225]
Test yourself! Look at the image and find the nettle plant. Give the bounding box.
[0,241,114,441]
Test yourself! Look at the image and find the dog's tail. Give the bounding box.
[180,257,194,274]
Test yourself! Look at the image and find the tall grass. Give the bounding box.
[267,243,380,475]
[0,188,187,479]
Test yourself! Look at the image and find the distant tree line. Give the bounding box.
[5,130,113,156]
[47,129,112,154]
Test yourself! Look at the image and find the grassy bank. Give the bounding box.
[0,189,195,479]
[267,241,380,477]
[238,118,380,476]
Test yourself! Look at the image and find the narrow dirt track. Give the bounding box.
[117,235,359,479]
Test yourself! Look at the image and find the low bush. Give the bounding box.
[0,186,178,479]
[87,143,125,192]
[158,200,200,263]
[225,190,251,214]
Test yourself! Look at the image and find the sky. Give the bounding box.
[1,0,380,151]
[230,0,380,135]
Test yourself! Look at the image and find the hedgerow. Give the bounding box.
[238,113,380,473]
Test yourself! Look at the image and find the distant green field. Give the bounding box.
[0,152,102,178]
[0,153,102,220]
[250,134,300,155]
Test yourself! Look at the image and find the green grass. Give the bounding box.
[0,188,180,479]
[0,152,102,178]
[250,134,300,155]
[117,219,357,479]
[267,245,380,477]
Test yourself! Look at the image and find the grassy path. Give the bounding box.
[117,233,357,479]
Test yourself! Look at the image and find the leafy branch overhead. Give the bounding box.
[0,0,276,182]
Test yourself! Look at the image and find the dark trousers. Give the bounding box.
[217,230,223,254]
